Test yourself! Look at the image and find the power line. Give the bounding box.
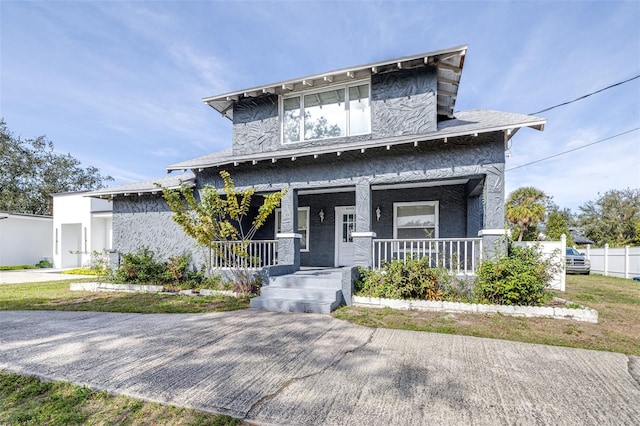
[505,127,640,172]
[530,74,640,115]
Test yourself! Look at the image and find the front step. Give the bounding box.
[250,269,344,314]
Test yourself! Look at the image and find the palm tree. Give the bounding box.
[505,187,547,241]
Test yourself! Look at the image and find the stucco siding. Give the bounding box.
[230,67,438,156]
[112,195,206,267]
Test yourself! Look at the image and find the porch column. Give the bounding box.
[479,168,508,259]
[276,188,300,269]
[352,180,376,268]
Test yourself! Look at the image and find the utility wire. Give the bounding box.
[505,127,640,172]
[530,74,640,115]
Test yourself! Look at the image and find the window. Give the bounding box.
[275,207,310,251]
[393,201,439,239]
[282,82,370,143]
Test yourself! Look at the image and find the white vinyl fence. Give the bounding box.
[585,244,640,279]
[513,235,566,291]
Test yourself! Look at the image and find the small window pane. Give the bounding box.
[396,204,436,227]
[283,97,301,143]
[397,227,435,239]
[304,90,345,140]
[349,84,370,135]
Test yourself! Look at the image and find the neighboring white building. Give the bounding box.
[52,192,112,268]
[0,212,53,266]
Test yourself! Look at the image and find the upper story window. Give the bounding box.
[282,81,371,144]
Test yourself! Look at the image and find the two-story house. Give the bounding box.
[90,45,546,313]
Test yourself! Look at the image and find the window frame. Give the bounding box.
[280,80,371,144]
[274,206,310,252]
[393,201,439,239]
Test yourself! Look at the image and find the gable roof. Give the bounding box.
[204,45,467,120]
[87,172,195,198]
[166,109,546,171]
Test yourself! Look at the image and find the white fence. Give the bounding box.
[372,238,482,276]
[513,235,566,291]
[585,244,640,279]
[210,240,278,269]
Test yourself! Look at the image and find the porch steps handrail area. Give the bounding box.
[210,240,278,269]
[373,238,482,275]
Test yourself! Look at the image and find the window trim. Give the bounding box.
[393,201,439,239]
[274,207,310,252]
[280,79,371,144]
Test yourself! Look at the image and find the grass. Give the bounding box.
[0,371,242,425]
[60,268,107,276]
[0,280,250,314]
[0,265,37,270]
[334,274,640,355]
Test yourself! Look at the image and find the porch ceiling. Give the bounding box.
[204,45,467,121]
[166,109,546,172]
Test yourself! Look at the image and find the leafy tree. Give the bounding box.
[545,210,575,246]
[578,188,640,246]
[161,171,286,294]
[0,119,112,215]
[505,187,548,241]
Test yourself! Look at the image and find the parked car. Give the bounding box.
[566,248,590,274]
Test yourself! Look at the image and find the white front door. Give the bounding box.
[335,206,356,266]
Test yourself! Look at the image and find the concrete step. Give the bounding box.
[250,297,340,314]
[259,286,341,302]
[268,275,342,290]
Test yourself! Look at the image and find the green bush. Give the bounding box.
[356,256,455,300]
[112,247,170,285]
[475,244,556,306]
[35,259,53,268]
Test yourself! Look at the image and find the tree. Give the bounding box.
[545,210,575,246]
[0,119,112,215]
[505,187,548,241]
[578,188,640,247]
[161,170,286,293]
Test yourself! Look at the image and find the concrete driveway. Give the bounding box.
[0,310,638,425]
[0,269,94,284]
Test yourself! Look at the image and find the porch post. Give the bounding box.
[352,180,375,268]
[276,188,300,269]
[479,168,508,259]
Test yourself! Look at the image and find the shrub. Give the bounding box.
[356,256,454,300]
[166,254,190,282]
[112,247,169,285]
[35,259,53,268]
[475,244,556,306]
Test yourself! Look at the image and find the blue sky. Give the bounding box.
[1,1,639,212]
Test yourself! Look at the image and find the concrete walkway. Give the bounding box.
[0,310,638,425]
[0,269,95,284]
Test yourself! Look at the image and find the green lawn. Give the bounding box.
[0,279,250,313]
[0,372,242,425]
[334,274,640,355]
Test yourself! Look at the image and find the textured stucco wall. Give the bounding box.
[112,194,207,267]
[230,66,437,155]
[371,67,437,137]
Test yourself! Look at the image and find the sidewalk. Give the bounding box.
[0,309,638,425]
[0,269,94,284]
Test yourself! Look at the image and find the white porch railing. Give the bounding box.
[210,240,278,269]
[373,238,482,275]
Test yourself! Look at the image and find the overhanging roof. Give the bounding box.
[87,172,195,198]
[167,109,546,172]
[204,45,467,120]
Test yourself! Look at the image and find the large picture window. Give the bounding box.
[282,82,370,143]
[393,201,439,239]
[275,207,310,251]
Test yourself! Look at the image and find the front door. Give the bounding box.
[335,206,356,266]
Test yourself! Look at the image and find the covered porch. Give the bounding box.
[211,175,500,276]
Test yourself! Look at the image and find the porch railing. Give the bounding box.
[210,240,278,269]
[373,238,482,275]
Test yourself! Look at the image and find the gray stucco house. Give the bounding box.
[91,45,546,313]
